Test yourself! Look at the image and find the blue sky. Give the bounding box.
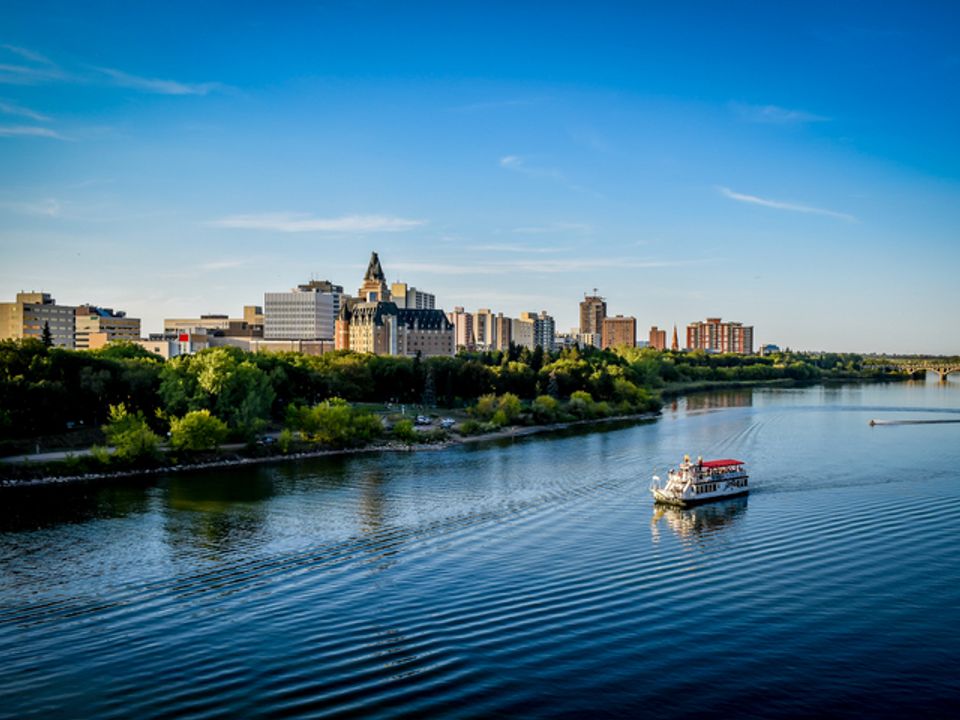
[1,1,958,353]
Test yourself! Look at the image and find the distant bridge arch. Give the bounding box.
[888,359,960,382]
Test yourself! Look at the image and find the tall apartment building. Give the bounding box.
[601,315,637,349]
[75,305,141,350]
[579,291,607,335]
[264,281,343,341]
[686,317,754,354]
[447,307,475,351]
[649,326,667,351]
[519,311,556,352]
[0,292,76,348]
[496,313,512,350]
[474,308,499,350]
[390,282,435,310]
[512,314,535,350]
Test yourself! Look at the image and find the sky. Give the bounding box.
[0,1,958,354]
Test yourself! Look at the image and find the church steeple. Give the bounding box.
[671,324,679,351]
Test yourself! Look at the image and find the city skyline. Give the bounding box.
[1,2,959,354]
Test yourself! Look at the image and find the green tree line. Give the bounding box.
[0,338,913,447]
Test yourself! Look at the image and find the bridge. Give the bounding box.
[887,358,960,382]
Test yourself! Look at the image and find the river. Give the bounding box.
[1,379,959,718]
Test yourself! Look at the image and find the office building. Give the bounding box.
[264,281,343,341]
[0,292,76,348]
[75,305,141,350]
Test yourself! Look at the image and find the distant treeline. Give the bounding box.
[0,338,911,443]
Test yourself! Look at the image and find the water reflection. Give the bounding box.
[686,390,754,411]
[0,482,152,533]
[650,496,748,547]
[162,472,275,557]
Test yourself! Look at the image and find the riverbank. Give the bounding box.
[0,411,661,489]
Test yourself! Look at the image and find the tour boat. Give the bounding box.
[650,455,749,507]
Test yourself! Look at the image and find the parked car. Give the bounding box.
[439,418,456,429]
[415,415,432,425]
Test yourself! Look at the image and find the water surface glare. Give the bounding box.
[2,380,960,718]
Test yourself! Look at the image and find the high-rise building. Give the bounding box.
[75,305,141,350]
[512,314,534,350]
[496,313,512,350]
[649,326,667,351]
[0,292,76,348]
[686,317,754,354]
[264,281,343,340]
[447,307,475,351]
[601,315,636,349]
[390,282,435,310]
[520,311,555,352]
[579,291,607,335]
[474,308,499,350]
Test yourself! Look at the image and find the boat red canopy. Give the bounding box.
[700,459,744,468]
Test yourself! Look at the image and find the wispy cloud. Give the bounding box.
[199,258,250,271]
[0,44,65,85]
[499,154,602,197]
[0,125,67,140]
[499,154,564,181]
[394,258,691,276]
[450,98,543,113]
[0,100,50,122]
[467,244,566,254]
[210,213,427,233]
[0,197,61,216]
[0,62,65,84]
[511,222,592,235]
[729,102,829,125]
[1,45,55,65]
[718,186,856,222]
[94,67,225,96]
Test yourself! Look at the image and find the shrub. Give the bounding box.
[169,409,229,451]
[458,419,484,436]
[392,418,418,444]
[103,403,161,462]
[567,390,596,419]
[277,428,294,454]
[531,395,559,423]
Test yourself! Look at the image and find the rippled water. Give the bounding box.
[2,379,959,718]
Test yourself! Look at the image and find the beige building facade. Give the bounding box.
[0,292,76,348]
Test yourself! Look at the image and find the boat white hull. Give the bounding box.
[651,487,749,508]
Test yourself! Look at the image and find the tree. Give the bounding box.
[41,321,53,347]
[287,398,382,448]
[103,403,160,462]
[169,409,229,451]
[547,372,560,399]
[422,365,436,407]
[531,395,559,423]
